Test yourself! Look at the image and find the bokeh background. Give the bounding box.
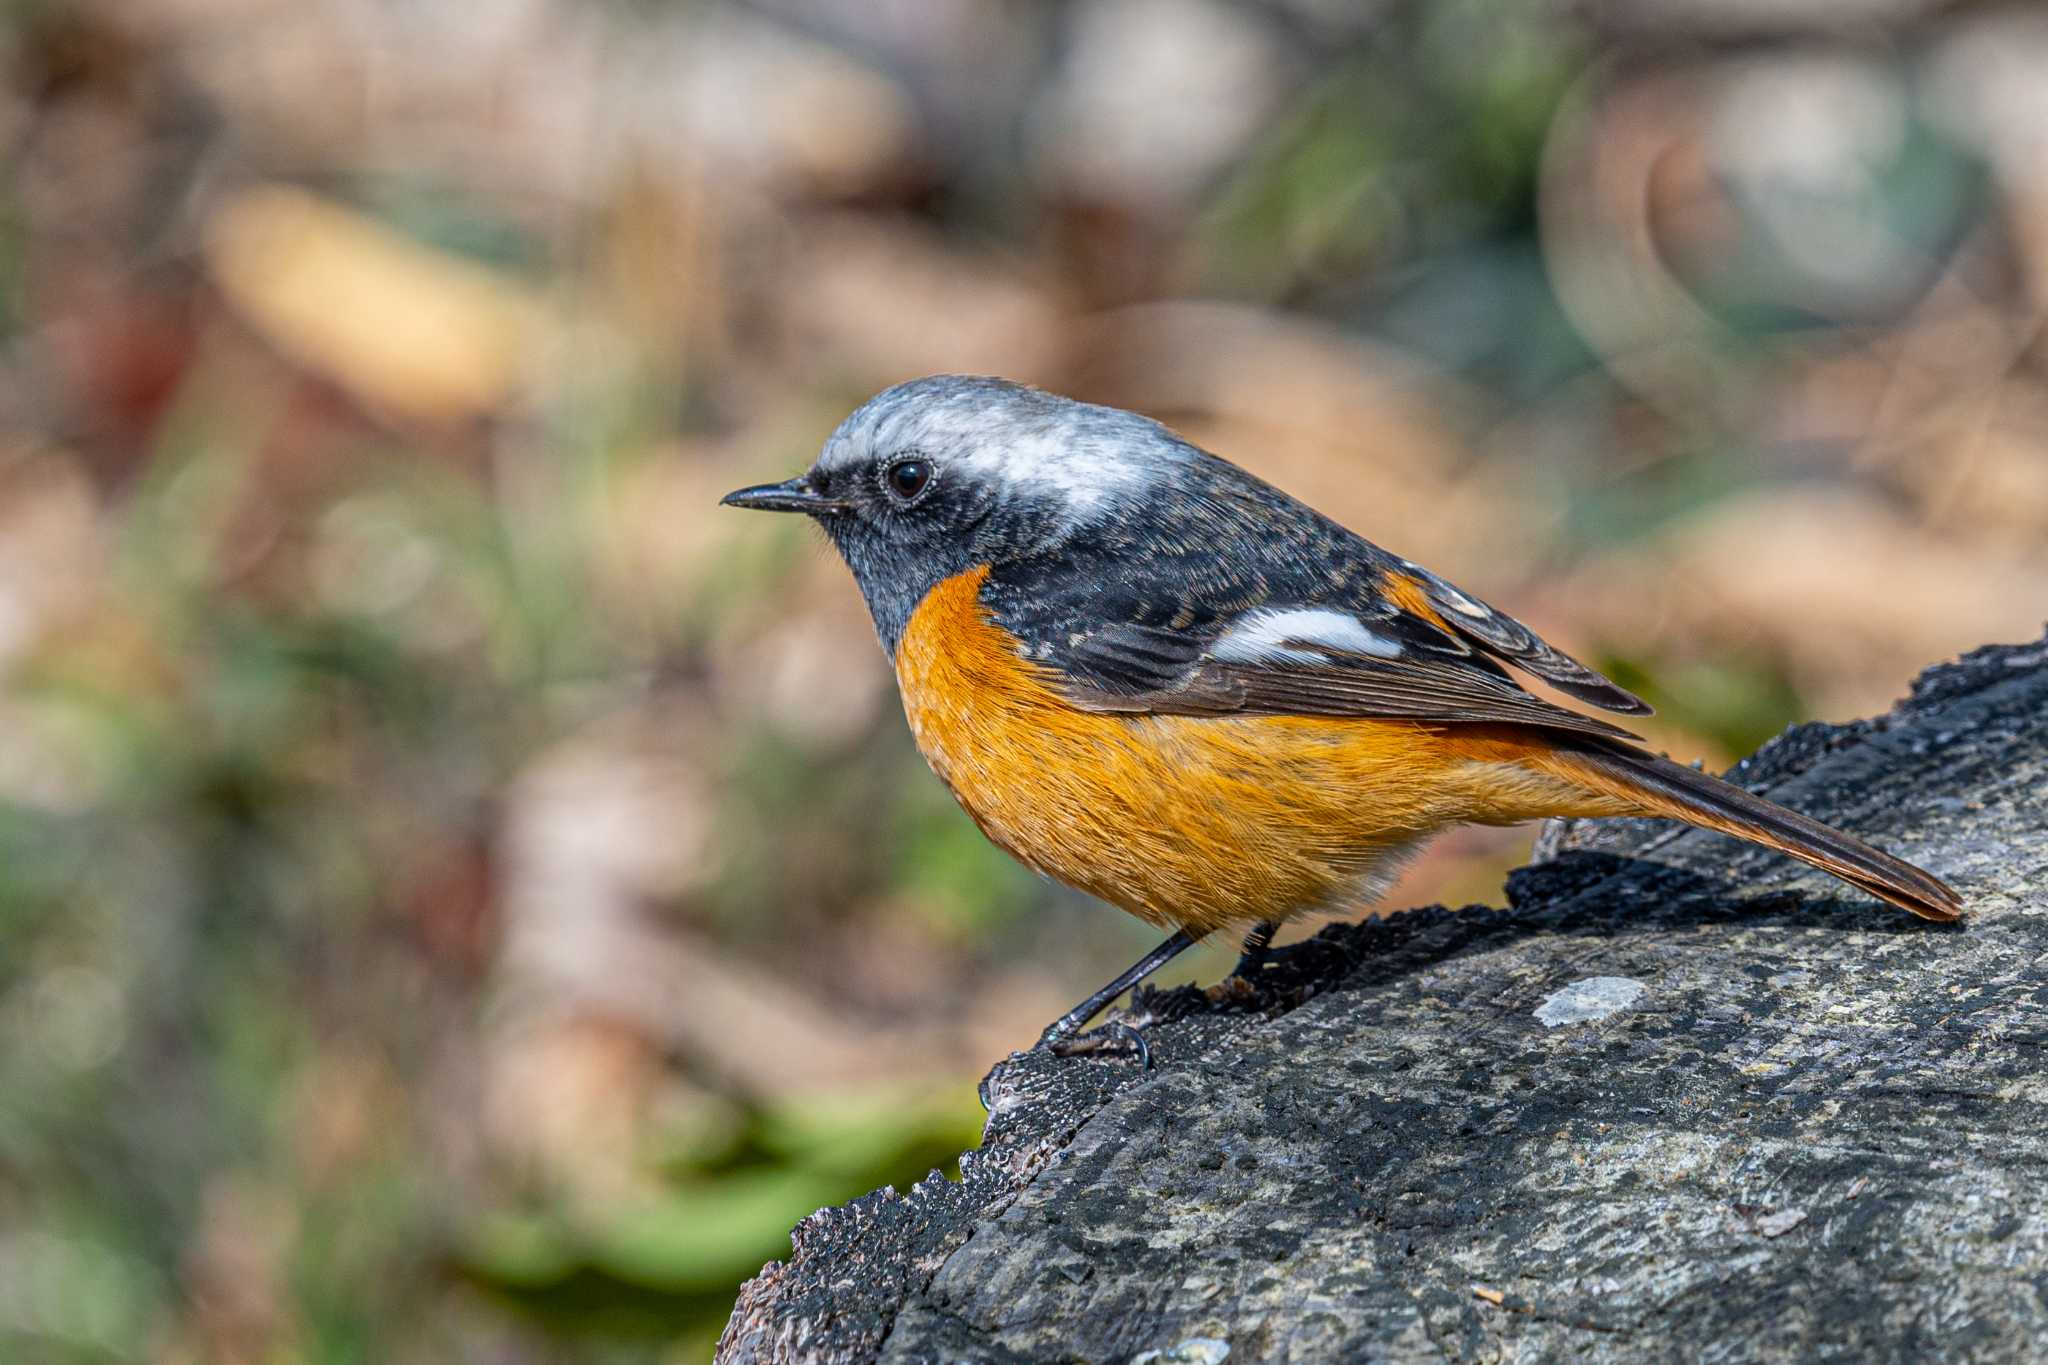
[3,0,2046,1359]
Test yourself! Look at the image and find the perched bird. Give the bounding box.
[724,376,1961,1065]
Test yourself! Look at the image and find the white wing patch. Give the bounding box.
[1209,608,1404,665]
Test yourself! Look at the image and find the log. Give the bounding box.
[719,635,2048,1364]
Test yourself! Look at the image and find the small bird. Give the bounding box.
[724,376,1961,1065]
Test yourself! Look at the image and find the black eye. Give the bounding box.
[885,458,931,501]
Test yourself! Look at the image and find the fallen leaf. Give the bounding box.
[206,185,540,425]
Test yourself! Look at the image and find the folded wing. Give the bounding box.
[1043,574,1648,745]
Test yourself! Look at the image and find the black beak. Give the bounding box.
[719,477,848,515]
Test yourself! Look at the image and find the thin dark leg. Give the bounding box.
[1232,919,1280,978]
[981,928,1204,1108]
[1037,928,1200,1048]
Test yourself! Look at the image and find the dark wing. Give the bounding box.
[1052,611,1646,744]
[979,453,1649,742]
[1382,557,1651,716]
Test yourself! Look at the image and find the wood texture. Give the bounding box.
[720,636,2048,1364]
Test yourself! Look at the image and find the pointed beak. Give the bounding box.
[719,477,848,515]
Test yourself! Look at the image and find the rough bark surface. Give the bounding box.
[718,637,2048,1364]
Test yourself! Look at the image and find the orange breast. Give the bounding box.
[892,567,1625,934]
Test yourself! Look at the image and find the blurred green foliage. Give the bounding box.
[1202,3,1581,299]
[460,1088,984,1357]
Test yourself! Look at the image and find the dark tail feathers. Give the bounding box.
[1543,744,1962,922]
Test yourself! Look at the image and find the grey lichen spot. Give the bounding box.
[1754,1207,1809,1238]
[1535,976,1647,1028]
[1131,1339,1230,1365]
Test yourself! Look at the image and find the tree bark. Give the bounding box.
[719,635,2048,1364]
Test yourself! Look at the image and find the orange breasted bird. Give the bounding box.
[723,376,1962,1068]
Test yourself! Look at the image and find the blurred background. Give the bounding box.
[2,0,2046,1358]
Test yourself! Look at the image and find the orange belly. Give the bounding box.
[893,567,1629,934]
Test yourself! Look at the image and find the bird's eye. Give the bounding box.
[884,458,932,501]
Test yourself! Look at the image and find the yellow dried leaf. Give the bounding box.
[205,185,539,424]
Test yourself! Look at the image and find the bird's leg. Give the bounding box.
[1228,918,1330,982]
[1215,917,1338,1012]
[979,929,1201,1109]
[1041,927,1200,1060]
[1230,919,1281,979]
[989,930,1194,1080]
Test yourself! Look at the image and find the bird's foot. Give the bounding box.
[977,1017,1159,1110]
[1214,940,1329,1016]
[1047,1019,1152,1067]
[979,928,1202,1111]
[1207,971,1274,1011]
[1228,935,1319,982]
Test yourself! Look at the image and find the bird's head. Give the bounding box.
[722,375,1198,653]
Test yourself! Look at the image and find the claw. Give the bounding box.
[1048,1019,1152,1069]
[978,928,1210,1110]
[977,1022,1157,1111]
[978,1049,1028,1111]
